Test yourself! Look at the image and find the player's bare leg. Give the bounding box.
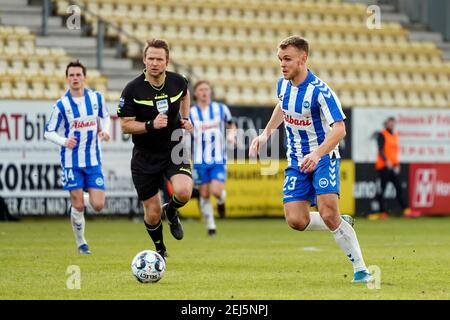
[86,188,105,213]
[284,200,330,231]
[317,194,372,283]
[69,189,90,254]
[143,193,167,259]
[164,174,193,240]
[210,180,226,219]
[199,183,216,236]
[284,200,312,231]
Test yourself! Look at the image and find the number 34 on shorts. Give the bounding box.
[61,166,105,191]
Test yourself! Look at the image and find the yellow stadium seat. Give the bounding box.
[380,91,394,108]
[263,67,279,80]
[87,69,101,79]
[359,70,372,84]
[407,91,421,108]
[424,73,437,86]
[412,73,425,85]
[398,72,412,86]
[12,79,29,99]
[227,46,240,60]
[4,38,19,55]
[41,59,57,76]
[115,2,129,17]
[0,56,7,73]
[393,91,408,108]
[27,57,41,76]
[0,78,13,99]
[437,73,450,86]
[128,4,143,19]
[338,51,352,64]
[9,59,25,76]
[317,69,332,82]
[364,52,377,65]
[385,73,399,86]
[434,92,448,108]
[345,70,358,83]
[225,86,241,104]
[366,90,381,107]
[390,52,403,65]
[353,90,367,106]
[28,81,46,99]
[99,2,114,18]
[35,47,50,56]
[20,36,35,55]
[183,45,198,60]
[44,79,61,100]
[332,70,346,85]
[191,65,204,79]
[126,41,141,58]
[86,2,99,15]
[339,90,353,107]
[241,86,255,105]
[372,71,385,85]
[403,54,417,66]
[206,65,220,81]
[186,6,201,21]
[220,66,234,81]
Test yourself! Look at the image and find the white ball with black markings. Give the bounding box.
[131,250,165,283]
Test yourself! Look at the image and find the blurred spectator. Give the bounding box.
[369,117,419,219]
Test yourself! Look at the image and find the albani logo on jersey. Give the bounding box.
[284,114,312,126]
[200,122,220,131]
[71,120,97,130]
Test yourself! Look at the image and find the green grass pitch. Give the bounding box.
[0,216,449,300]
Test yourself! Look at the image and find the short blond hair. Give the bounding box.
[143,38,170,59]
[279,36,309,55]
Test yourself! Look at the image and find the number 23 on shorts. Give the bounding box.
[283,176,297,191]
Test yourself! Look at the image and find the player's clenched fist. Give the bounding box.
[180,118,193,132]
[99,131,110,142]
[65,136,78,149]
[249,134,268,157]
[153,112,168,129]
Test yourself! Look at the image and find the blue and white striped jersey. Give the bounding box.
[189,102,232,165]
[45,88,109,168]
[277,69,346,167]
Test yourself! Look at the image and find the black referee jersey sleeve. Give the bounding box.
[117,84,136,118]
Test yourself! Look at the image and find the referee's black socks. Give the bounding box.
[166,195,187,222]
[144,220,165,252]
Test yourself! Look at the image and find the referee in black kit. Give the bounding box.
[118,39,193,259]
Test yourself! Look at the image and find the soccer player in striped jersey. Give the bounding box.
[190,80,236,235]
[250,36,372,283]
[44,60,110,254]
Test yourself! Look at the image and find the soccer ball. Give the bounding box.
[131,250,166,283]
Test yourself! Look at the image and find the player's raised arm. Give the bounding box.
[249,102,284,157]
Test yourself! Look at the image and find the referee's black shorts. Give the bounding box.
[130,147,192,201]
